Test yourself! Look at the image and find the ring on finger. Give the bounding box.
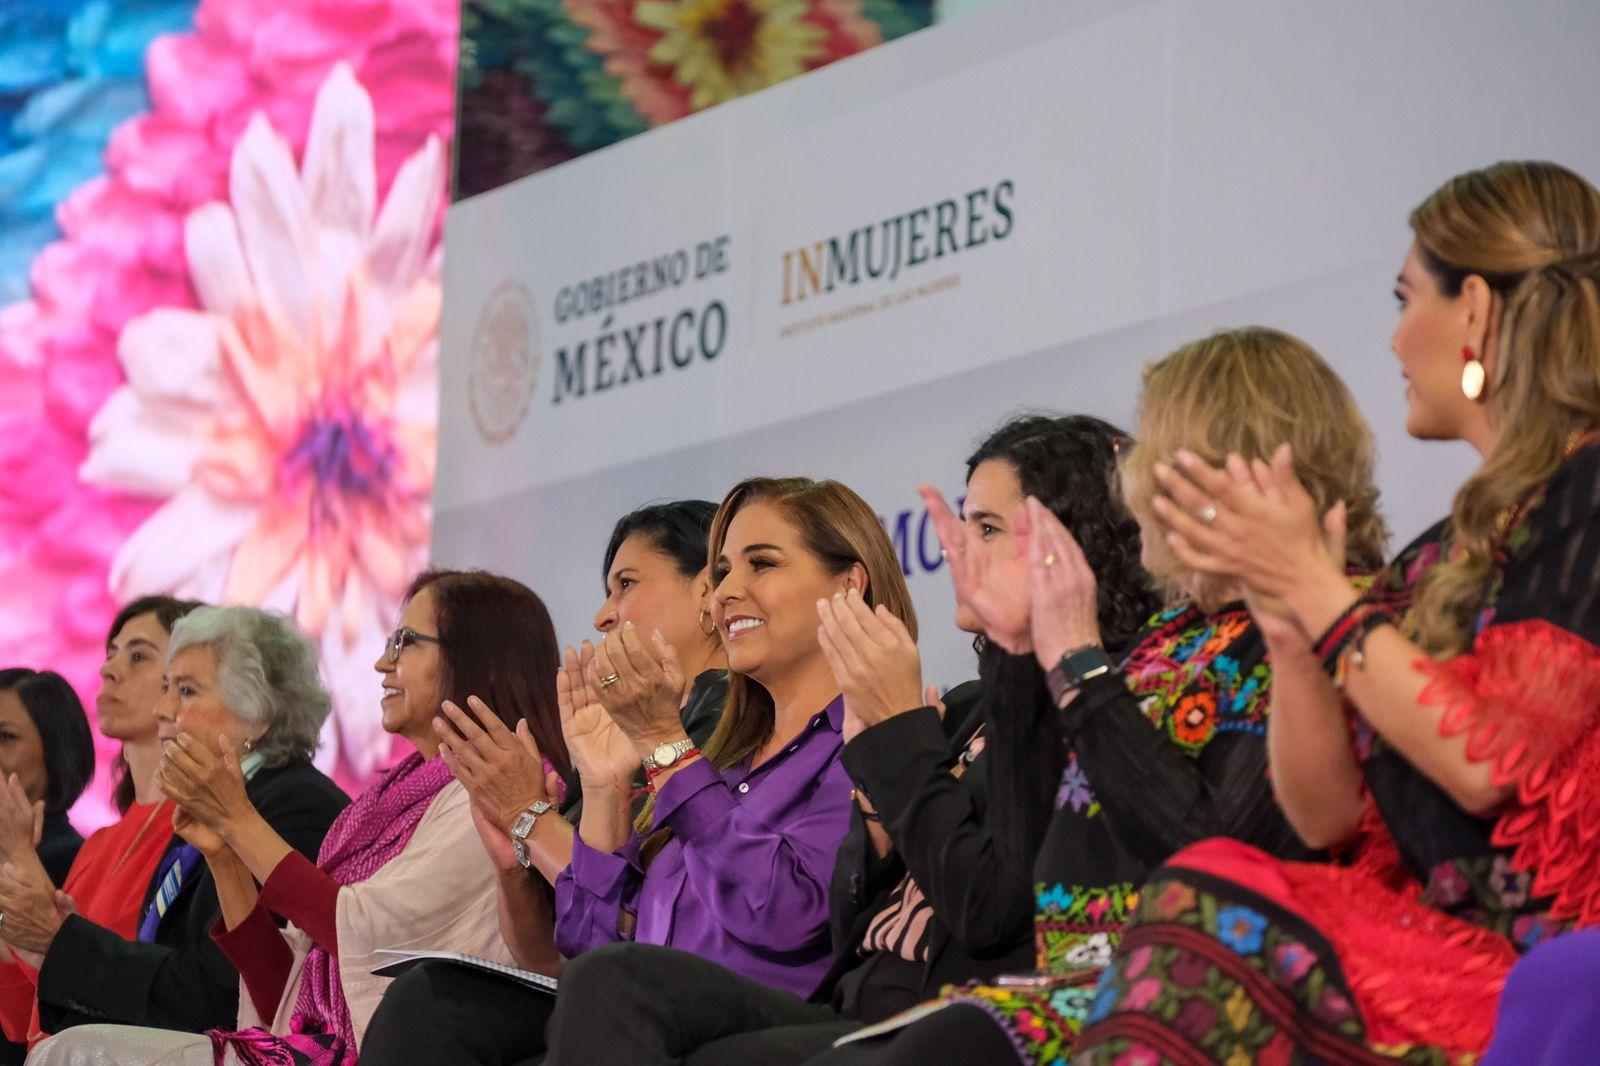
[1199,503,1218,525]
[599,673,621,688]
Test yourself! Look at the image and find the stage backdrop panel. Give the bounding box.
[433,0,1600,691]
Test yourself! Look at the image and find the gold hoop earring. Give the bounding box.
[698,609,717,636]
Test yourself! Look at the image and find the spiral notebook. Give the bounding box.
[371,949,559,994]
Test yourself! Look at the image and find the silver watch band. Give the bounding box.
[511,799,554,870]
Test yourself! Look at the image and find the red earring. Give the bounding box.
[1461,344,1485,401]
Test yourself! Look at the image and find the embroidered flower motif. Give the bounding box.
[1201,616,1248,657]
[1224,985,1253,1031]
[1171,692,1217,747]
[1273,939,1315,982]
[1062,932,1113,968]
[1315,984,1355,1023]
[1174,626,1208,660]
[1511,915,1556,951]
[1168,949,1211,989]
[1173,997,1218,1042]
[1151,880,1196,921]
[1123,945,1153,979]
[1056,755,1094,812]
[1488,855,1530,909]
[1112,1045,1161,1066]
[78,64,444,779]
[1048,984,1096,1020]
[1425,861,1472,908]
[1037,884,1075,912]
[1258,1032,1296,1066]
[1012,1008,1048,1042]
[1215,906,1269,955]
[1123,977,1162,1011]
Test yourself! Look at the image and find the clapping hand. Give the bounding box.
[0,774,42,864]
[468,799,522,875]
[172,804,227,857]
[584,624,689,758]
[817,589,924,739]
[438,696,560,833]
[156,734,254,840]
[558,645,642,792]
[0,854,66,953]
[1151,446,1346,600]
[1023,497,1104,669]
[919,485,1035,653]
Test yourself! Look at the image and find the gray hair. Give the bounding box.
[167,606,329,766]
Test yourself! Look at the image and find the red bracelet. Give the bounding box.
[644,747,700,785]
[1312,601,1396,687]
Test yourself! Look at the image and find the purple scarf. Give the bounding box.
[213,751,454,1066]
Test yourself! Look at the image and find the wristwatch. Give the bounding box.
[644,738,697,772]
[1046,644,1115,707]
[511,799,554,870]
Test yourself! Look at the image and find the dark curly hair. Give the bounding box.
[964,413,1160,881]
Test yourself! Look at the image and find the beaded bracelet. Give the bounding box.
[1312,601,1397,687]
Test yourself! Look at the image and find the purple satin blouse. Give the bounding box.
[555,696,851,997]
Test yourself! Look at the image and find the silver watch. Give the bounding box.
[511,799,554,869]
[644,738,696,772]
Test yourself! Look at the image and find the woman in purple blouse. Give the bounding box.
[357,476,916,1065]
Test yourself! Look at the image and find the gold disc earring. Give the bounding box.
[1461,345,1486,401]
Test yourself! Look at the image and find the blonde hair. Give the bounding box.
[1407,162,1600,654]
[635,476,916,856]
[1120,327,1388,612]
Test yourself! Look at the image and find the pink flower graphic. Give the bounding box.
[82,63,443,779]
[0,0,455,822]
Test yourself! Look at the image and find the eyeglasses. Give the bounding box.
[386,627,442,663]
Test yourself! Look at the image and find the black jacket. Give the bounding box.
[819,681,1034,1021]
[37,758,349,1034]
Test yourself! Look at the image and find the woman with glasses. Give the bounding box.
[30,571,571,1065]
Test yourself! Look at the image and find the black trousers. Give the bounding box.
[543,942,850,1065]
[357,946,1018,1066]
[357,961,557,1065]
[543,943,1019,1066]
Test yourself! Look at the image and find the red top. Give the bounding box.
[0,798,177,1045]
[212,850,342,1021]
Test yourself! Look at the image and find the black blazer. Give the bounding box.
[37,758,349,1034]
[818,679,1034,1018]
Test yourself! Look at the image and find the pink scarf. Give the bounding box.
[213,751,453,1066]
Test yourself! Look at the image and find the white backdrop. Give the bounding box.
[433,0,1600,687]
